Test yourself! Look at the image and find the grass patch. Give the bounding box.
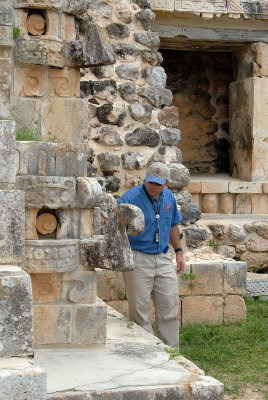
[179,297,268,398]
[16,127,39,141]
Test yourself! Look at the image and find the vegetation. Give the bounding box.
[13,27,21,39]
[179,297,268,398]
[180,272,197,289]
[16,127,39,141]
[209,240,219,249]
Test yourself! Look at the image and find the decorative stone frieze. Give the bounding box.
[62,271,97,303]
[31,273,61,303]
[121,151,145,170]
[0,59,11,119]
[125,126,160,147]
[76,177,103,208]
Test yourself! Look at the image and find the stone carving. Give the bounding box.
[31,273,61,303]
[49,67,80,97]
[26,13,46,36]
[81,204,145,271]
[25,240,79,273]
[36,212,57,234]
[15,66,46,97]
[76,177,103,208]
[62,271,97,303]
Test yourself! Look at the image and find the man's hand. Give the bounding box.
[176,252,185,274]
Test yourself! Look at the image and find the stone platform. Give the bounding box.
[34,307,223,400]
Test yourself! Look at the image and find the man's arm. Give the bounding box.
[170,225,185,274]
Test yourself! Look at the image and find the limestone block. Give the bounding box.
[181,296,224,325]
[159,128,181,146]
[240,250,268,270]
[235,43,268,80]
[73,300,107,345]
[33,304,72,345]
[25,209,39,240]
[55,209,80,240]
[125,126,160,147]
[80,209,94,239]
[229,181,262,193]
[227,224,246,242]
[235,194,252,214]
[247,237,268,252]
[113,43,140,63]
[90,79,117,102]
[0,266,33,357]
[217,245,236,259]
[119,82,139,103]
[41,97,89,142]
[14,66,47,97]
[15,0,61,8]
[55,143,93,177]
[191,194,201,208]
[134,32,160,49]
[14,36,65,68]
[16,176,76,208]
[254,221,268,238]
[187,182,201,194]
[115,64,141,81]
[0,120,16,184]
[61,14,76,41]
[201,181,228,193]
[106,23,130,39]
[219,193,233,214]
[0,25,12,47]
[135,8,155,30]
[223,261,247,295]
[94,127,124,146]
[140,86,173,107]
[97,269,126,301]
[168,163,190,189]
[0,364,46,400]
[125,173,141,188]
[0,6,13,25]
[121,151,145,170]
[263,182,268,193]
[190,263,224,295]
[0,58,11,119]
[0,191,24,264]
[252,194,268,214]
[11,98,41,136]
[62,271,97,303]
[143,66,167,88]
[48,67,80,97]
[96,103,126,127]
[129,103,153,123]
[25,240,79,273]
[224,295,246,324]
[31,273,61,303]
[202,194,218,213]
[76,177,103,208]
[178,263,192,296]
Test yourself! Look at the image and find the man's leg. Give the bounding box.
[152,253,179,347]
[123,251,155,334]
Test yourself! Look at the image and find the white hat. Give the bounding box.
[145,162,170,185]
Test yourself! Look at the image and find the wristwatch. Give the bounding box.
[174,248,182,253]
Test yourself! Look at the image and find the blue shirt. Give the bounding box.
[118,184,182,254]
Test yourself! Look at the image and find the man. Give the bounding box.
[118,162,185,347]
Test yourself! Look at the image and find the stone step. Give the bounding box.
[35,307,224,400]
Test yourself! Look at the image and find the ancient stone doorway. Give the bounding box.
[161,50,234,176]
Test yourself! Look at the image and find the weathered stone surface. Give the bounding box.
[223,261,247,295]
[174,190,192,207]
[91,65,114,79]
[73,300,107,345]
[189,263,223,295]
[104,176,121,192]
[0,120,16,184]
[227,224,246,242]
[217,245,236,259]
[113,43,140,62]
[140,86,173,107]
[106,23,130,39]
[240,251,268,271]
[134,32,160,50]
[125,173,141,188]
[158,106,179,128]
[25,240,79,273]
[224,295,246,324]
[119,82,139,103]
[141,49,163,66]
[62,271,97,303]
[48,67,80,97]
[135,9,155,30]
[133,0,151,8]
[143,66,167,88]
[80,81,92,97]
[234,43,268,80]
[236,194,252,214]
[159,128,181,146]
[219,193,234,214]
[0,267,33,357]
[11,98,41,138]
[0,59,11,119]
[87,0,113,18]
[115,64,141,81]
[96,103,126,127]
[185,226,210,247]
[129,102,153,123]
[247,237,268,252]
[77,177,103,208]
[31,273,61,303]
[121,151,145,170]
[90,80,117,102]
[202,194,218,213]
[125,126,160,147]
[168,163,190,189]
[182,296,223,325]
[97,152,120,173]
[208,224,225,239]
[0,191,24,264]
[0,364,46,400]
[14,37,65,68]
[97,269,126,301]
[64,0,90,14]
[156,146,183,164]
[94,127,124,146]
[180,203,201,226]
[16,176,76,208]
[254,221,268,238]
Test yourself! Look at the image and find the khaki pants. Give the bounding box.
[123,250,179,347]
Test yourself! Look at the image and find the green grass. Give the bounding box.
[16,127,39,141]
[179,297,268,398]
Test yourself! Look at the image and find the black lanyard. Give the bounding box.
[143,185,163,243]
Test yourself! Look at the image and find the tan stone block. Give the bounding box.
[263,182,268,193]
[190,263,223,295]
[31,273,61,303]
[15,9,28,35]
[252,194,268,214]
[33,305,72,345]
[229,182,262,193]
[181,296,223,325]
[235,194,252,214]
[48,67,80,97]
[219,193,234,214]
[125,173,141,189]
[62,271,97,303]
[223,261,247,295]
[97,269,126,301]
[61,14,76,41]
[73,301,107,345]
[0,58,11,119]
[45,11,59,36]
[25,209,38,240]
[80,209,94,239]
[201,181,228,193]
[201,194,218,213]
[107,300,128,317]
[0,49,9,58]
[240,250,268,270]
[247,237,268,252]
[187,181,201,194]
[178,264,192,296]
[14,66,47,97]
[224,295,246,324]
[191,194,200,208]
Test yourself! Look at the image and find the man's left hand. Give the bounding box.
[176,252,185,274]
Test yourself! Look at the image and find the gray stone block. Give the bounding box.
[115,64,141,81]
[76,177,103,208]
[223,261,247,295]
[134,32,160,49]
[113,43,140,62]
[0,266,33,357]
[97,152,121,173]
[135,9,155,30]
[140,86,173,107]
[106,23,130,39]
[143,66,167,88]
[125,126,160,147]
[0,190,25,264]
[0,120,16,184]
[97,103,126,127]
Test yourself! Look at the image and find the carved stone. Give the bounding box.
[36,212,57,234]
[24,240,79,273]
[14,66,46,97]
[26,13,46,36]
[31,273,62,303]
[48,67,80,97]
[76,177,103,208]
[62,271,97,303]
